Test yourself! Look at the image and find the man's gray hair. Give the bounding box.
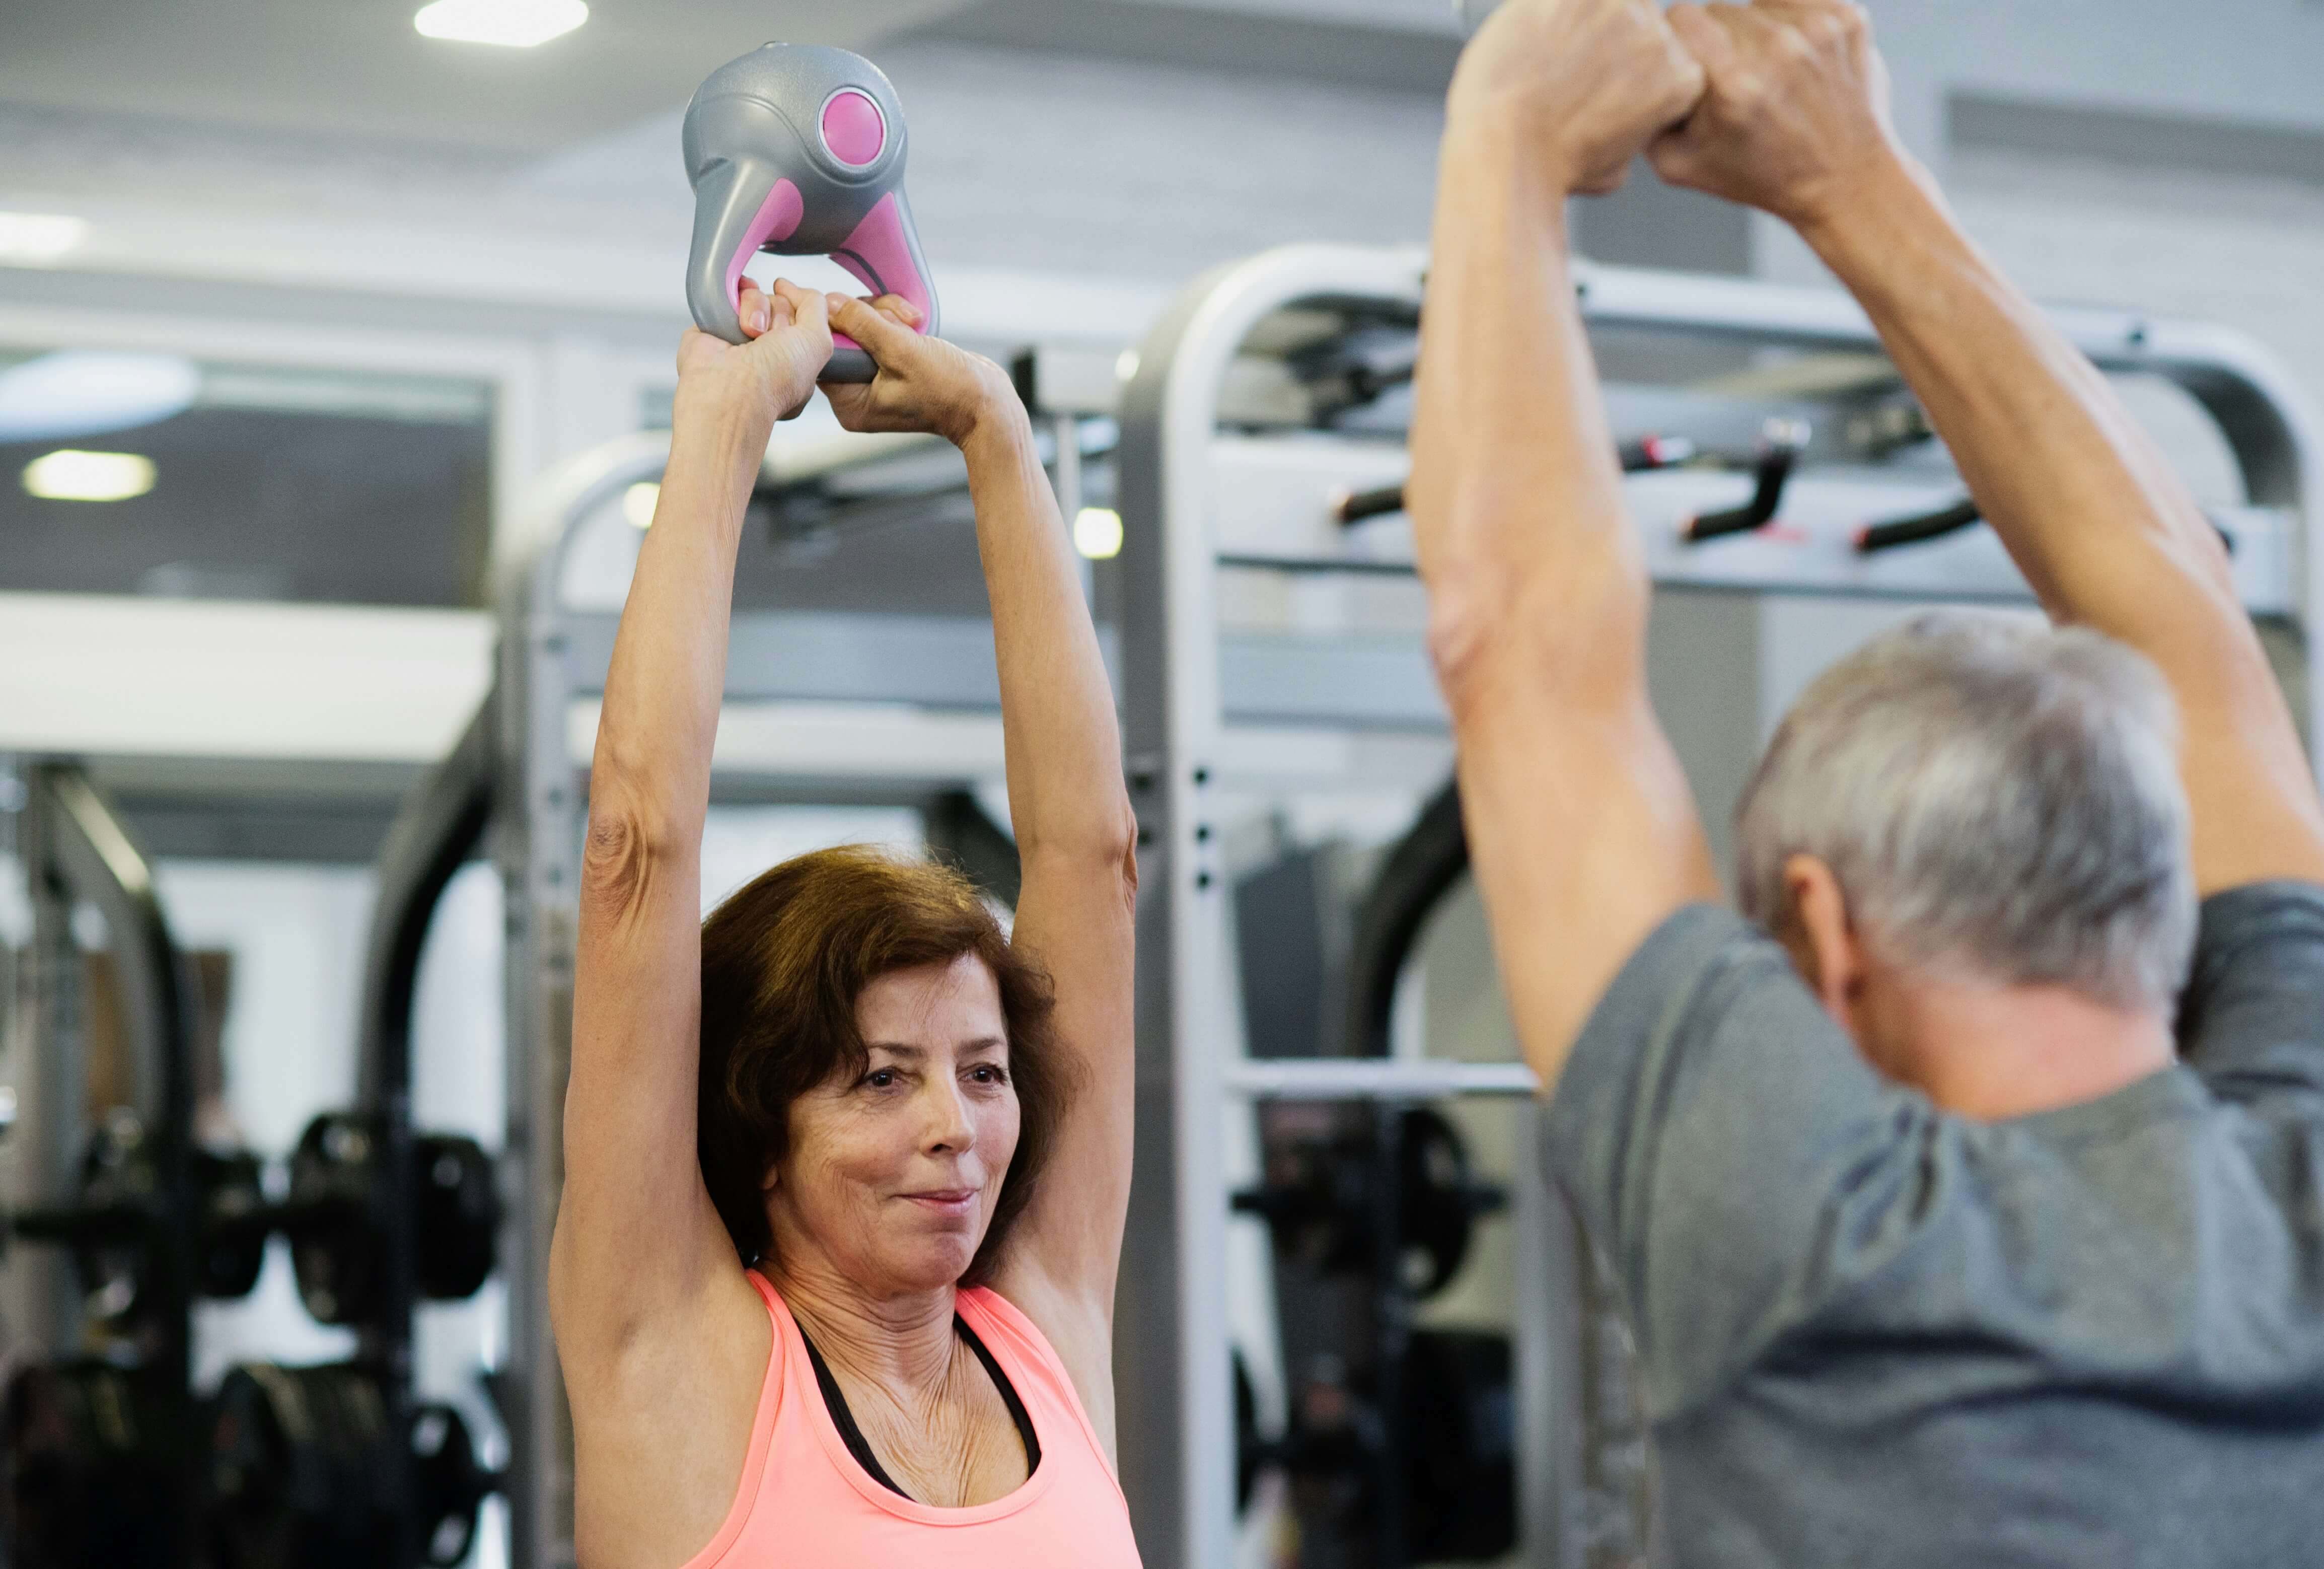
[1732,611,2196,1012]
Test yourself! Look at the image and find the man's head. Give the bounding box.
[1734,612,2196,1092]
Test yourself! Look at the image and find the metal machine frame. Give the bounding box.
[1109,242,2324,1568]
[351,694,501,1569]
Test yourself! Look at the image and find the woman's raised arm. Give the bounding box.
[824,299,1140,1436]
[549,281,832,1369]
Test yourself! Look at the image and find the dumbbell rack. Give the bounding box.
[3,744,503,1569]
[1109,242,2324,1569]
[4,762,204,1564]
[201,693,504,1569]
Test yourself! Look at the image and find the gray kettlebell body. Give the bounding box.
[683,44,939,381]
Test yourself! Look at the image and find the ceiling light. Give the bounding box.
[0,212,88,266]
[413,0,588,47]
[1073,507,1123,560]
[24,450,157,503]
[0,351,199,443]
[622,481,659,530]
[1115,349,1141,383]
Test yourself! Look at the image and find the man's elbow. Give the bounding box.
[1426,548,1649,715]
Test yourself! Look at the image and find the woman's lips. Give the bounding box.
[901,1189,977,1216]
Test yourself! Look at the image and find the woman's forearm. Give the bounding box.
[590,409,766,841]
[958,402,1132,863]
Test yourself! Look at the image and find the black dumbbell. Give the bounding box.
[5,1110,268,1323]
[280,1112,500,1325]
[71,1109,268,1316]
[1233,1106,1506,1298]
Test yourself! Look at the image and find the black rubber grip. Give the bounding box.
[1855,497,1982,554]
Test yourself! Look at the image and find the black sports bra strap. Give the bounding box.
[956,1313,1043,1474]
[795,1313,1041,1502]
[799,1325,913,1499]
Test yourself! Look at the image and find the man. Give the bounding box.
[1410,2,2324,1563]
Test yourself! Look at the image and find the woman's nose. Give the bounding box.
[919,1080,976,1154]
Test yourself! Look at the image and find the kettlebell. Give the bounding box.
[683,43,940,382]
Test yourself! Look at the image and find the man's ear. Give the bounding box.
[1782,853,1866,1027]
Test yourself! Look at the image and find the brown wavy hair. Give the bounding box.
[696,844,1071,1286]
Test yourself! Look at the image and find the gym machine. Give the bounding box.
[1,727,506,1568]
[1,763,261,1566]
[1109,242,2324,1569]
[204,696,504,1569]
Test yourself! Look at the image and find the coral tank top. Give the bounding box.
[676,1270,1144,1568]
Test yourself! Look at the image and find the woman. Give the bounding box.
[549,277,1142,1567]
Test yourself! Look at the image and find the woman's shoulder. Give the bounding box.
[957,1282,1037,1340]
[956,1284,1064,1372]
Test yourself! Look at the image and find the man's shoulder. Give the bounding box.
[2180,879,2324,1104]
[1568,902,1789,1051]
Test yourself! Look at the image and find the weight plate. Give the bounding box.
[70,1111,268,1319]
[288,1115,500,1324]
[207,1366,493,1569]
[197,1148,268,1300]
[286,1114,383,1325]
[1399,1330,1516,1562]
[409,1403,489,1568]
[72,1111,156,1324]
[415,1135,499,1303]
[206,1362,395,1569]
[2,1361,178,1568]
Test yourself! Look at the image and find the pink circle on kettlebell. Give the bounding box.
[821,90,886,166]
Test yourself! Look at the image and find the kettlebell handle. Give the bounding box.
[682,44,941,383]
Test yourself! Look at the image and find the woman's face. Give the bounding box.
[767,953,1021,1296]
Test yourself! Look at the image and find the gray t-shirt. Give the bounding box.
[1548,881,2324,1568]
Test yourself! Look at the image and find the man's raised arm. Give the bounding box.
[1410,0,1719,1087]
[1650,0,2324,894]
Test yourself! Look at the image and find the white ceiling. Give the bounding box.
[0,0,972,153]
[0,0,1465,158]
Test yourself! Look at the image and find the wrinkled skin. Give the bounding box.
[763,954,1022,1297]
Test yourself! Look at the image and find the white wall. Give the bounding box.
[1948,149,2324,424]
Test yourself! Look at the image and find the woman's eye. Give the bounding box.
[969,1065,1000,1084]
[865,1068,897,1089]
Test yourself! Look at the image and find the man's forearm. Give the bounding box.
[1408,89,1719,1075]
[1802,152,2324,891]
[1409,110,1644,642]
[1801,157,2237,638]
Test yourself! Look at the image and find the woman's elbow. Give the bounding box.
[578,799,682,917]
[1021,800,1141,901]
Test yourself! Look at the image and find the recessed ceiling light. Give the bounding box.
[413,0,588,47]
[622,481,659,530]
[0,351,199,442]
[1073,506,1123,560]
[24,450,157,503]
[0,212,89,267]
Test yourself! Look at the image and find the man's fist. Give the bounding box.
[1647,0,1908,232]
[1450,0,1705,196]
